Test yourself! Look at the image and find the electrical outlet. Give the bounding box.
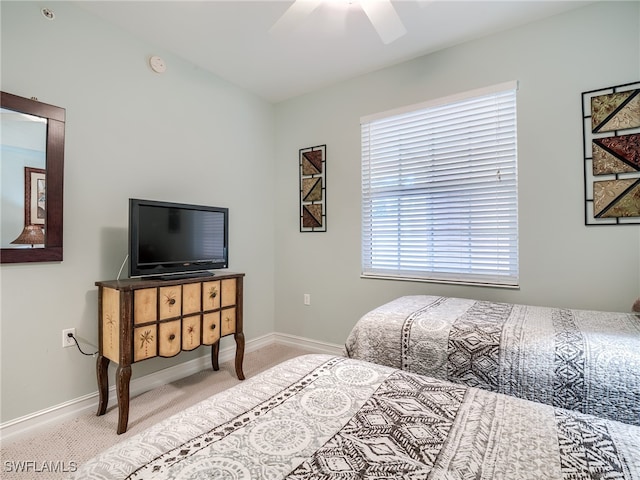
[62,328,76,348]
[304,294,311,306]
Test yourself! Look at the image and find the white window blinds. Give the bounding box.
[361,82,519,287]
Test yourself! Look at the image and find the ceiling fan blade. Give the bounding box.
[416,0,434,8]
[269,0,323,35]
[360,0,407,45]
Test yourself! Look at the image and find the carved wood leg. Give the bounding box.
[212,341,220,371]
[116,365,131,435]
[235,332,245,380]
[96,354,110,416]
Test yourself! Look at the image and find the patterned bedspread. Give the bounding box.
[344,295,640,425]
[72,354,640,479]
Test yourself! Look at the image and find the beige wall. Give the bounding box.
[1,0,638,427]
[0,2,276,423]
[273,1,640,345]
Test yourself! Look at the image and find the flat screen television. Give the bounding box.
[128,198,228,279]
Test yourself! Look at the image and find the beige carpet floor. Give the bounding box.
[0,343,313,480]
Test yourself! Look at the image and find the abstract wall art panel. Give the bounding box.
[593,179,640,218]
[582,81,640,225]
[301,149,323,175]
[302,177,323,202]
[592,133,640,175]
[299,145,326,232]
[591,89,640,133]
[302,204,323,228]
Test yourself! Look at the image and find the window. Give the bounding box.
[361,81,518,287]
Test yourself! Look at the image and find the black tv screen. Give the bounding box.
[129,199,228,278]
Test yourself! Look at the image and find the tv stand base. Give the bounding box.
[95,272,245,434]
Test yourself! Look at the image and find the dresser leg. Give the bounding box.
[235,332,245,380]
[96,355,110,416]
[116,365,131,435]
[211,342,220,371]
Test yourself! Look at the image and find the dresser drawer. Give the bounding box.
[202,312,221,345]
[220,307,237,336]
[182,315,201,351]
[202,281,221,310]
[183,283,201,315]
[159,320,181,357]
[134,288,157,325]
[159,286,181,320]
[134,324,157,361]
[221,279,236,308]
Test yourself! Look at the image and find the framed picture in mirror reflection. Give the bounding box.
[25,166,45,225]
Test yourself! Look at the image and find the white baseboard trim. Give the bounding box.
[272,332,344,356]
[0,332,326,444]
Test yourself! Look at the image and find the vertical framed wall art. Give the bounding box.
[582,81,640,225]
[299,144,326,232]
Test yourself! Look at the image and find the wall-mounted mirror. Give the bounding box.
[1,92,65,263]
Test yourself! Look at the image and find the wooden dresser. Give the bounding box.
[95,272,245,434]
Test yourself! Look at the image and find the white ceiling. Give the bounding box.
[74,1,593,103]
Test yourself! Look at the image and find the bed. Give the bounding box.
[344,295,640,426]
[71,354,640,479]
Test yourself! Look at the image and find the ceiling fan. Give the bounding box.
[270,0,408,45]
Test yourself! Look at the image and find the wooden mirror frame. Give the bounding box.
[1,92,65,263]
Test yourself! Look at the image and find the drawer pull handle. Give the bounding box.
[164,293,177,306]
[169,334,176,341]
[211,324,216,330]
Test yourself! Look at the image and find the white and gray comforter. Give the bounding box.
[345,295,640,425]
[72,354,640,479]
